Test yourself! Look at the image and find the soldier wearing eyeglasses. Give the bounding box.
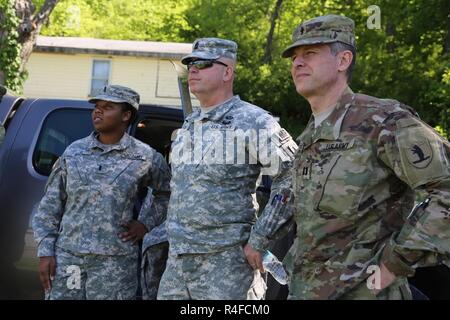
[157,38,298,300]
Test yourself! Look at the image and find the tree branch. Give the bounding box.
[14,0,60,72]
[32,0,59,27]
[262,0,283,64]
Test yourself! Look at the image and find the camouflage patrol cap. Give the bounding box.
[181,37,238,65]
[88,85,140,110]
[282,14,356,58]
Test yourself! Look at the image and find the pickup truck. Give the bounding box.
[0,86,294,300]
[0,87,183,299]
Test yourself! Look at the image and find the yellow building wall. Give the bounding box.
[23,52,198,107]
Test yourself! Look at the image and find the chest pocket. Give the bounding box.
[314,139,372,218]
[111,154,149,190]
[65,153,148,193]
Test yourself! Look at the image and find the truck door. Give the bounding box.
[0,98,93,299]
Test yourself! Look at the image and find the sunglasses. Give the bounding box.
[187,59,228,70]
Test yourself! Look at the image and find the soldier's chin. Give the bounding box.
[295,85,312,97]
[93,123,106,132]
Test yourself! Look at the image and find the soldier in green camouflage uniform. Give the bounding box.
[249,14,450,300]
[157,38,298,300]
[32,85,171,300]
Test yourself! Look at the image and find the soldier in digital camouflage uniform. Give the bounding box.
[32,85,171,300]
[140,190,169,300]
[248,14,450,299]
[157,38,298,300]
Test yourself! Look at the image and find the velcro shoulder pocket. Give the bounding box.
[395,117,449,188]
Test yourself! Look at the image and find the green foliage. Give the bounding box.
[42,0,190,41]
[35,0,450,137]
[0,0,26,92]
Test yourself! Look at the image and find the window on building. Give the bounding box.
[90,60,111,96]
[33,109,93,176]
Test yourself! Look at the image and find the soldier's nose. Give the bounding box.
[293,58,305,68]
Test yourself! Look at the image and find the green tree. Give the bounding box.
[0,0,23,91]
[36,0,450,136]
[0,0,60,92]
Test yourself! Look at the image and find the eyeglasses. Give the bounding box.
[187,59,228,71]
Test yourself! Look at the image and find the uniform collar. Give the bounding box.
[88,131,132,153]
[298,86,355,148]
[187,95,239,123]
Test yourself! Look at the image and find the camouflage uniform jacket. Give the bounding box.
[141,188,168,253]
[285,87,450,299]
[33,132,171,257]
[167,96,298,254]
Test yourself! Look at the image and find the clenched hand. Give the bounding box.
[244,243,264,273]
[118,220,148,245]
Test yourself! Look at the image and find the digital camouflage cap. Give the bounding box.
[282,14,356,58]
[88,84,140,110]
[181,37,238,65]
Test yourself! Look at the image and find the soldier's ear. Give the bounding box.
[337,50,353,74]
[223,65,234,82]
[121,110,132,123]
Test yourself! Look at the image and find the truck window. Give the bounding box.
[33,109,93,176]
[135,117,181,163]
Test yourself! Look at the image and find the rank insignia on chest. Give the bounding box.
[301,161,312,180]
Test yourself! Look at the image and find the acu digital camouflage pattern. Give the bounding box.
[282,14,356,58]
[181,37,238,64]
[284,87,450,299]
[139,187,169,300]
[141,242,169,300]
[46,247,138,300]
[141,187,169,251]
[166,95,298,255]
[157,245,266,300]
[88,84,140,110]
[32,131,171,258]
[163,95,296,299]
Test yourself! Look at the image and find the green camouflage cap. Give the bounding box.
[282,14,356,58]
[181,37,238,65]
[88,84,140,110]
